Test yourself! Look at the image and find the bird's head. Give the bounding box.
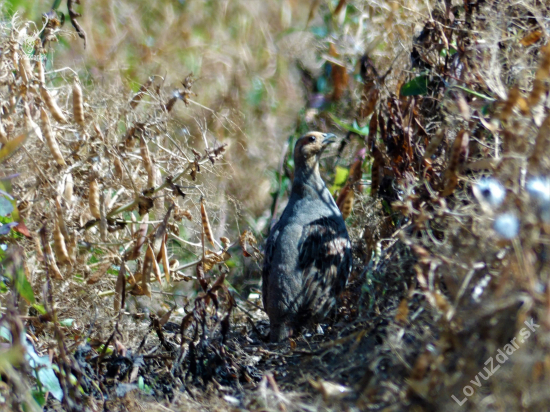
[294,132,336,164]
[293,132,336,185]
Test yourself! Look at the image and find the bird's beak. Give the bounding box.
[322,133,336,146]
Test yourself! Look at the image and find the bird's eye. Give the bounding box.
[308,135,316,143]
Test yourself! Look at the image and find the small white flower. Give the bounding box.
[526,177,550,203]
[473,177,506,208]
[493,213,519,239]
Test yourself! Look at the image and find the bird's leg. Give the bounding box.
[270,323,292,343]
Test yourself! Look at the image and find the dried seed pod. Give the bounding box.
[336,185,354,220]
[423,129,445,162]
[89,179,101,219]
[93,123,104,141]
[24,103,43,143]
[64,173,74,203]
[37,57,45,85]
[54,198,69,239]
[40,107,66,166]
[140,136,154,187]
[40,86,68,124]
[72,80,85,126]
[113,156,124,180]
[114,263,126,313]
[53,218,70,264]
[370,146,383,197]
[441,130,468,196]
[19,56,33,84]
[200,197,215,246]
[529,114,550,170]
[0,116,7,144]
[501,85,520,120]
[142,244,155,288]
[43,241,63,280]
[161,237,170,283]
[66,232,77,263]
[152,252,162,285]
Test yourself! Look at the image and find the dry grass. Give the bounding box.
[1,0,550,411]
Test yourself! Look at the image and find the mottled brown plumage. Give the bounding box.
[262,132,352,342]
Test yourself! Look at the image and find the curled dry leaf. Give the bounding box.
[89,179,101,219]
[174,206,192,221]
[203,249,231,272]
[196,261,209,292]
[239,230,261,259]
[130,282,151,298]
[41,107,66,166]
[130,76,153,109]
[87,260,113,284]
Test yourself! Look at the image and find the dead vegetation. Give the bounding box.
[1,0,550,411]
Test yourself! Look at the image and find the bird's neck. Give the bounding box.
[292,161,326,196]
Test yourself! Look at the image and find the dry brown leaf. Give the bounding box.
[130,76,153,109]
[520,30,542,47]
[87,260,112,284]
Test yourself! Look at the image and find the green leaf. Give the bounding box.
[31,304,47,315]
[330,166,349,194]
[32,391,46,407]
[400,76,429,96]
[451,85,496,101]
[59,319,74,327]
[328,113,369,136]
[15,266,35,304]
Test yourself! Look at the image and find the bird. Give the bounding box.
[262,131,352,342]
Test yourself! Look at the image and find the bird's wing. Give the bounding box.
[262,221,280,311]
[297,216,352,318]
